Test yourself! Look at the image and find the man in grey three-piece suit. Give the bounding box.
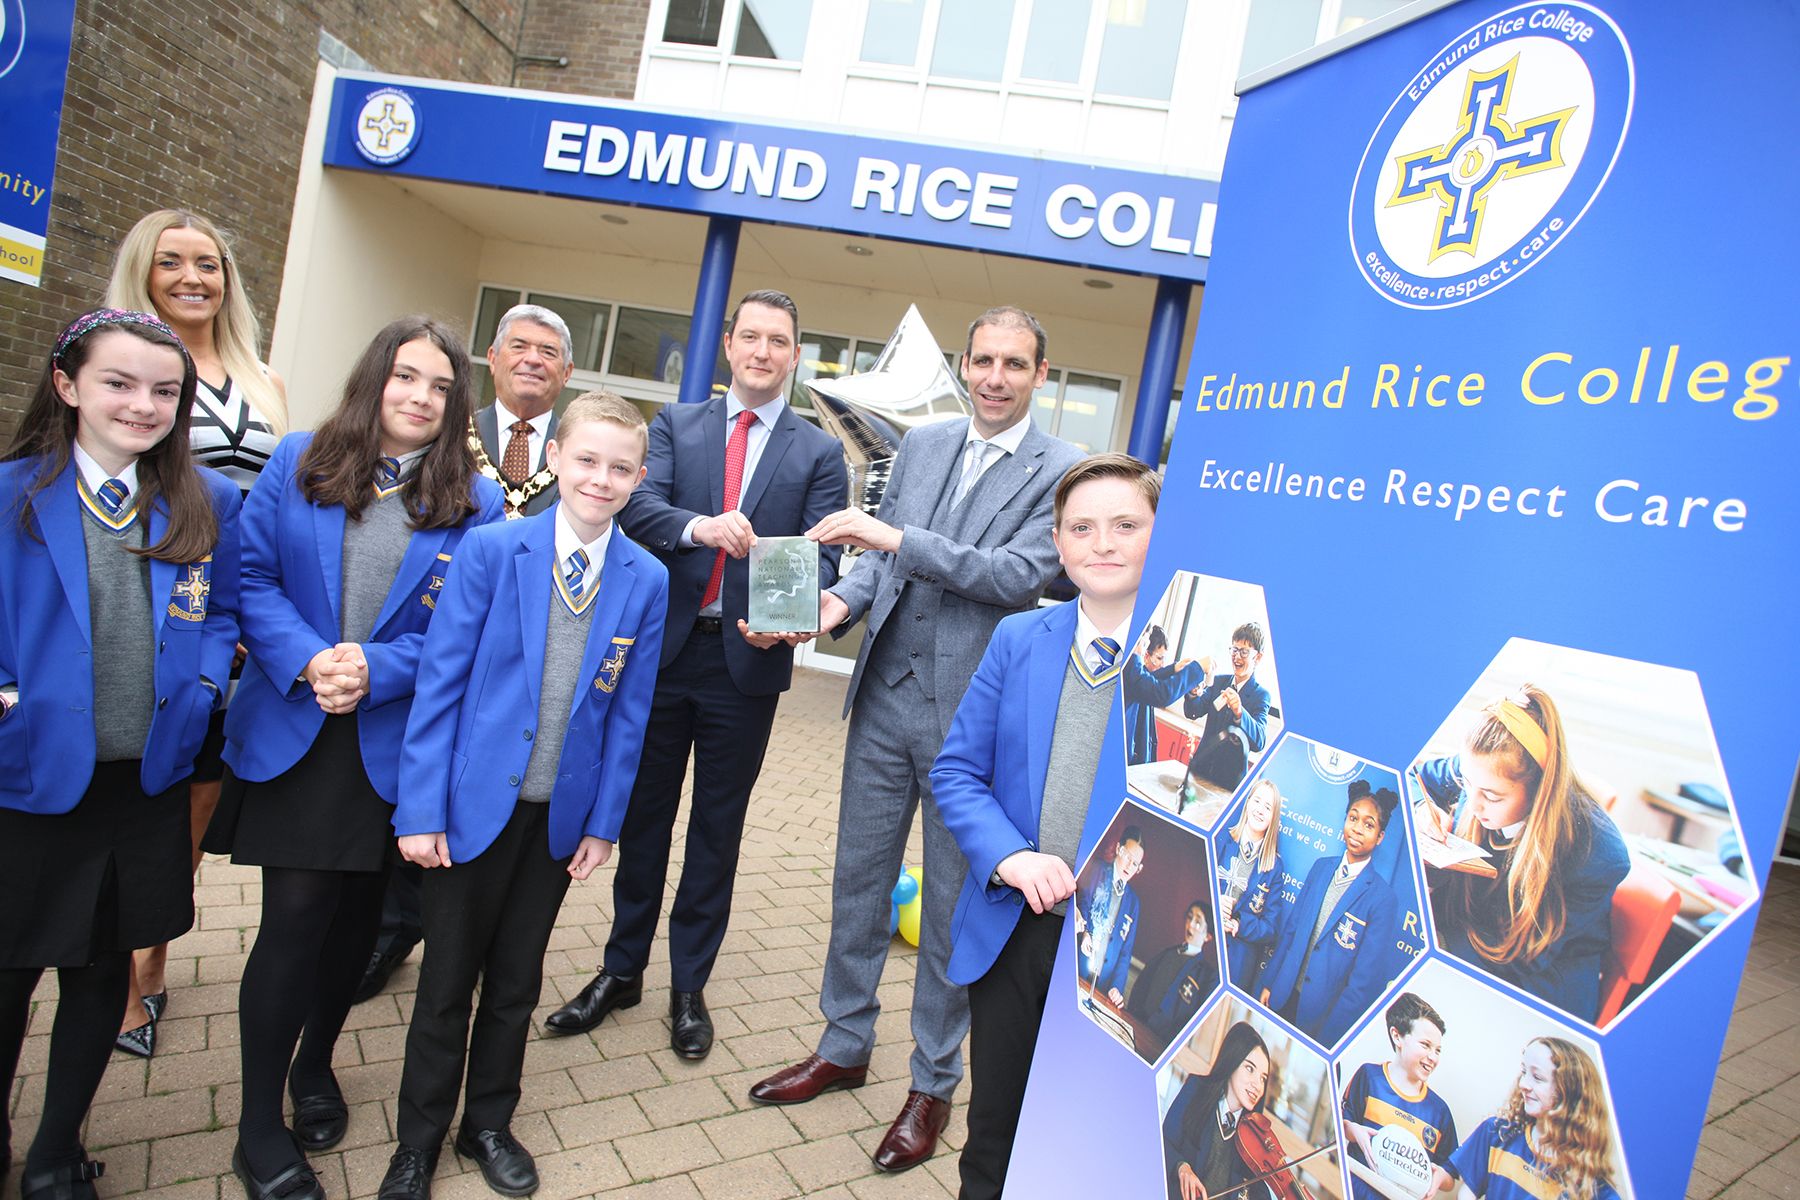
[748,307,1083,1175]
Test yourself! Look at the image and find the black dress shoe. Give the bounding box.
[377,1144,439,1200]
[670,990,713,1060]
[288,1078,349,1152]
[19,1158,104,1200]
[231,1141,324,1200]
[454,1127,537,1197]
[542,971,640,1036]
[353,940,418,1005]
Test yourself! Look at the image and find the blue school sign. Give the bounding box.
[319,72,1221,284]
[1005,2,1796,1197]
[0,0,77,286]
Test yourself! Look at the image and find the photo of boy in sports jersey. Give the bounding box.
[1330,958,1633,1200]
[1340,992,1458,1198]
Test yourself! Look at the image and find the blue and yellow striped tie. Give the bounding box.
[97,477,130,518]
[376,456,402,490]
[565,549,589,600]
[1073,636,1123,689]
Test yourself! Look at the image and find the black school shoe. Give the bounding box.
[288,1079,349,1152]
[376,1144,439,1200]
[231,1141,325,1200]
[670,990,713,1060]
[19,1158,104,1200]
[454,1126,538,1197]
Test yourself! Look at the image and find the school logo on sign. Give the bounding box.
[1348,3,1633,309]
[354,86,421,166]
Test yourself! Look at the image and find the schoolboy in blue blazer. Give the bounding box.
[1260,782,1402,1047]
[930,453,1161,1200]
[1121,626,1207,765]
[379,393,667,1200]
[0,459,240,810]
[223,433,504,801]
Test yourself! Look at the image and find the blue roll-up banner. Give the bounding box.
[0,0,78,286]
[1009,3,1794,1198]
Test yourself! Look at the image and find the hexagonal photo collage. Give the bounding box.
[1081,578,1754,1198]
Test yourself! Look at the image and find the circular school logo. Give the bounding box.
[1347,3,1633,309]
[0,0,27,80]
[353,87,421,166]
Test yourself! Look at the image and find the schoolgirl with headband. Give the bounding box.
[0,309,241,1200]
[201,316,502,1200]
[1416,685,1630,1021]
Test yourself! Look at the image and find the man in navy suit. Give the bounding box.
[546,290,847,1060]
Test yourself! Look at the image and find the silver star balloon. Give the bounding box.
[806,305,969,515]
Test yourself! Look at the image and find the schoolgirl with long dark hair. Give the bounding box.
[203,316,502,1200]
[0,309,241,1200]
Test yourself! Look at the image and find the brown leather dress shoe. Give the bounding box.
[747,1054,868,1106]
[872,1091,951,1173]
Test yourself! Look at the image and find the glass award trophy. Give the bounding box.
[747,536,820,632]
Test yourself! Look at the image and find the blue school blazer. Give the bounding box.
[222,434,504,803]
[1215,832,1285,986]
[0,457,241,812]
[1261,854,1400,1046]
[932,601,1080,987]
[393,506,669,863]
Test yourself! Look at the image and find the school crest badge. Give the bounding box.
[1334,912,1366,950]
[595,636,634,693]
[167,556,212,623]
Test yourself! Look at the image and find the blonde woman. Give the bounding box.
[1214,777,1285,990]
[1449,1037,1620,1200]
[1416,685,1629,1022]
[104,209,288,1055]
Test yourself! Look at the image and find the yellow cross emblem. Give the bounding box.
[362,101,411,151]
[596,644,629,693]
[171,563,210,620]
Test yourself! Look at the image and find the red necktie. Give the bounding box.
[701,409,758,609]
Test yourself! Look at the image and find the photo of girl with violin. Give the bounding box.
[1160,1008,1337,1200]
[1415,684,1630,1023]
[0,308,240,1200]
[201,316,502,1200]
[1214,777,1286,992]
[1448,1037,1621,1200]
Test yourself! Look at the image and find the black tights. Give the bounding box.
[236,864,386,1176]
[0,953,131,1170]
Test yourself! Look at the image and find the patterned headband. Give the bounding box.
[53,308,192,368]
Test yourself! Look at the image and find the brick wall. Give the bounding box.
[0,0,649,437]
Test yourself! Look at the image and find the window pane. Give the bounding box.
[663,0,725,46]
[736,0,812,58]
[1161,389,1180,466]
[1020,0,1088,83]
[791,331,851,412]
[854,343,883,373]
[525,293,609,372]
[1095,0,1186,100]
[471,287,521,357]
[1055,372,1121,453]
[1239,0,1324,76]
[608,307,729,396]
[861,0,925,66]
[1032,370,1062,435]
[930,0,1016,82]
[1335,0,1407,36]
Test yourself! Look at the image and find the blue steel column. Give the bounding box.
[1125,276,1193,463]
[678,216,742,405]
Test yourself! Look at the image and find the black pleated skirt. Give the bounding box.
[0,761,193,969]
[203,713,394,873]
